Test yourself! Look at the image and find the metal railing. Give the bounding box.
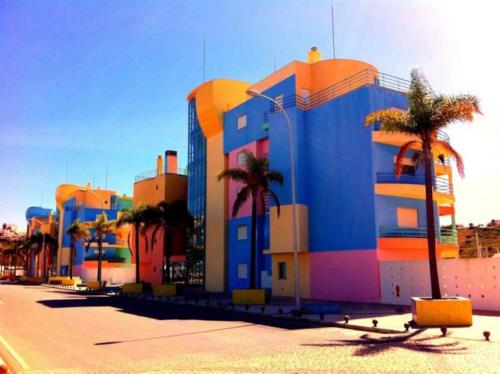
[376,172,453,195]
[435,176,453,195]
[379,226,458,244]
[376,172,424,185]
[262,69,410,119]
[134,167,188,182]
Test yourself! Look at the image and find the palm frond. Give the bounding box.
[217,168,248,182]
[266,171,284,185]
[232,186,251,217]
[431,94,481,128]
[394,140,421,177]
[268,189,281,217]
[431,140,465,177]
[364,108,413,134]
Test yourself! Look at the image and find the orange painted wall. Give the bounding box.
[134,174,187,207]
[377,238,459,261]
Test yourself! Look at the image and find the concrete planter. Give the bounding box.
[87,280,107,290]
[232,289,268,305]
[411,296,472,327]
[152,284,177,297]
[122,282,143,294]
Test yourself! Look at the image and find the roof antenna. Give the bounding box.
[65,160,69,183]
[330,0,336,59]
[203,35,206,82]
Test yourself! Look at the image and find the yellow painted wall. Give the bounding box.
[270,204,308,253]
[134,174,187,207]
[204,133,227,292]
[272,253,310,298]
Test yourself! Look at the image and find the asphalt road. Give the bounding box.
[0,284,498,373]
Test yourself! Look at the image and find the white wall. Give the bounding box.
[380,258,500,311]
[81,267,135,285]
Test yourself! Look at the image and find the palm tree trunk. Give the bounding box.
[135,224,141,283]
[43,244,47,278]
[97,237,103,283]
[249,194,257,289]
[69,243,74,280]
[163,225,172,284]
[423,142,441,299]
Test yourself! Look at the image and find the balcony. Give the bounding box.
[379,226,458,244]
[375,173,454,204]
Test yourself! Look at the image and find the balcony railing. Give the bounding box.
[135,167,188,182]
[262,69,410,121]
[376,173,453,195]
[379,226,458,244]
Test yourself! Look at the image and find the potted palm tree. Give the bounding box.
[85,212,116,289]
[218,150,283,305]
[365,69,480,326]
[66,220,89,285]
[116,205,149,294]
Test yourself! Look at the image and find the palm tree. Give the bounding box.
[147,200,194,284]
[365,69,480,299]
[85,212,116,283]
[116,205,149,283]
[66,220,90,279]
[217,150,283,289]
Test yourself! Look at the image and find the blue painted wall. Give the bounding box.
[227,215,271,291]
[224,76,296,153]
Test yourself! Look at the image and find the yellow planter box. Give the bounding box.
[152,284,177,297]
[232,289,267,305]
[87,280,106,290]
[411,297,472,327]
[122,283,143,294]
[61,278,81,287]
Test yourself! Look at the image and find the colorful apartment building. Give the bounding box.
[54,183,134,283]
[133,150,188,285]
[25,206,57,276]
[186,48,458,302]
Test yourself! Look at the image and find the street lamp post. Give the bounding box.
[246,88,301,310]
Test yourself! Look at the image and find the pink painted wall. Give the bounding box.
[73,264,83,277]
[309,250,380,302]
[132,226,163,285]
[227,139,269,218]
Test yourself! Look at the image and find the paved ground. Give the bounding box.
[0,284,498,373]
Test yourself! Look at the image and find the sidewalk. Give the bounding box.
[44,283,499,343]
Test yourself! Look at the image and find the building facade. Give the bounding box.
[187,48,458,301]
[54,183,134,283]
[133,151,188,285]
[25,206,57,277]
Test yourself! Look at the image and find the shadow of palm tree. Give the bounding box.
[303,330,468,356]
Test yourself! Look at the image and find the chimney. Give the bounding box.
[165,150,178,174]
[156,155,163,176]
[307,46,321,63]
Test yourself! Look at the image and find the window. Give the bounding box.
[237,224,248,240]
[278,262,287,280]
[237,151,247,167]
[397,207,418,228]
[237,114,247,129]
[238,264,248,279]
[394,155,418,175]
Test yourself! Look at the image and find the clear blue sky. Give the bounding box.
[1,0,498,229]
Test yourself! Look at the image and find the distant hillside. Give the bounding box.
[457,224,500,258]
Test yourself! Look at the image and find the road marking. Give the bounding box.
[0,335,29,371]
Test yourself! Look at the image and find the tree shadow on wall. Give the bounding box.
[303,329,468,356]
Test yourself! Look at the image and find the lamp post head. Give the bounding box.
[246,88,262,98]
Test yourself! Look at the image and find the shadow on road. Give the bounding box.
[303,329,468,355]
[37,295,324,331]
